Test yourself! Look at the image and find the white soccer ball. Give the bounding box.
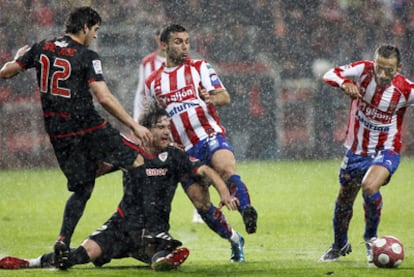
[372,236,404,268]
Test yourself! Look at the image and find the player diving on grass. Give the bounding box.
[0,102,239,271]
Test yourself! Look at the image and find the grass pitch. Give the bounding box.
[0,159,414,276]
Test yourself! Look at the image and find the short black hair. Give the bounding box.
[139,101,169,129]
[375,44,401,65]
[65,6,102,34]
[160,24,186,43]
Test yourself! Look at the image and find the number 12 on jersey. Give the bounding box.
[39,54,71,98]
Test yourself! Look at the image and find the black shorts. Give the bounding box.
[50,123,139,191]
[89,213,151,266]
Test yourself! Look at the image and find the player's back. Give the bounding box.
[36,36,101,112]
[21,35,106,136]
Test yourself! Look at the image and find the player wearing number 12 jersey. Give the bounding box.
[0,6,152,265]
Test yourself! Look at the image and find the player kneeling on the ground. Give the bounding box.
[0,102,238,271]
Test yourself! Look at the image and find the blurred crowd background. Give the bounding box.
[1,0,414,167]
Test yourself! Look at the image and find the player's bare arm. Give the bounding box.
[89,81,152,143]
[0,62,22,79]
[0,45,30,79]
[209,89,231,106]
[199,88,230,106]
[197,165,239,211]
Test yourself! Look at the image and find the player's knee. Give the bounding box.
[74,186,93,202]
[361,184,378,196]
[361,178,382,196]
[337,184,359,205]
[194,201,211,212]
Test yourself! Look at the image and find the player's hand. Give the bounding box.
[199,87,214,105]
[132,124,152,144]
[218,196,239,211]
[170,141,185,150]
[14,45,30,60]
[342,82,361,99]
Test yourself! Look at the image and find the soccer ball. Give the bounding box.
[372,236,404,268]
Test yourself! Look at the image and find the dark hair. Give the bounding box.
[139,101,169,129]
[65,7,102,34]
[160,24,186,43]
[375,45,401,64]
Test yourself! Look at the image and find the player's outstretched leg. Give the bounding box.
[226,174,258,234]
[198,204,233,239]
[0,256,29,269]
[198,204,245,262]
[151,247,190,271]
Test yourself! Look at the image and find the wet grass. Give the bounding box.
[1,159,414,276]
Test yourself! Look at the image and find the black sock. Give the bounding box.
[58,185,93,246]
[40,252,54,268]
[68,246,90,266]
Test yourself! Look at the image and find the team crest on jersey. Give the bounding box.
[158,152,168,162]
[92,60,103,74]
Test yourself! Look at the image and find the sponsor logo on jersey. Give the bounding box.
[159,85,196,105]
[359,101,392,123]
[356,111,390,132]
[167,102,199,117]
[92,60,103,74]
[146,168,168,176]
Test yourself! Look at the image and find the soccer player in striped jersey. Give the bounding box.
[319,45,414,263]
[144,24,258,262]
[133,26,204,224]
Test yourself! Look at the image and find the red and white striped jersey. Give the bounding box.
[133,50,166,121]
[323,60,414,155]
[145,58,226,151]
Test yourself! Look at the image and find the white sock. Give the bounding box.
[28,256,42,268]
[229,229,240,244]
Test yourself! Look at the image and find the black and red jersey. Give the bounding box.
[119,145,203,233]
[17,35,106,137]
